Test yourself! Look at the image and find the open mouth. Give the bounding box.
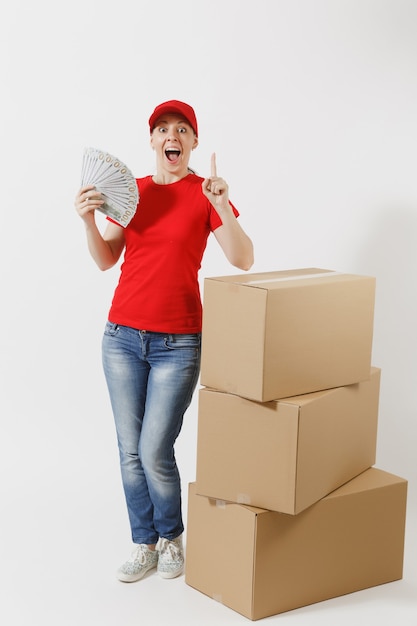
[165,148,181,162]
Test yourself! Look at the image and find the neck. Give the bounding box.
[152,164,190,185]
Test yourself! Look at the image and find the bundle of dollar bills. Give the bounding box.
[80,147,138,227]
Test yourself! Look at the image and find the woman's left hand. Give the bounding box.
[202,153,230,214]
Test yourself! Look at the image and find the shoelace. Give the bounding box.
[129,545,148,564]
[157,538,180,558]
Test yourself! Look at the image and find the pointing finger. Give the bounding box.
[211,152,217,177]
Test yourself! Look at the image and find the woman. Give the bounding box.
[74,100,254,583]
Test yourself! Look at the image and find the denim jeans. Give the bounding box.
[102,322,201,545]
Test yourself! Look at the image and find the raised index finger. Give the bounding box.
[211,152,217,177]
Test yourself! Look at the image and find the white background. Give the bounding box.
[1,0,416,624]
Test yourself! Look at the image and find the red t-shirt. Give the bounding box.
[107,173,238,333]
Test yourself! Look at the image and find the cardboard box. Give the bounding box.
[195,367,380,514]
[185,468,407,621]
[200,268,375,401]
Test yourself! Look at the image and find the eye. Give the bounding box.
[158,127,167,133]
[178,127,187,133]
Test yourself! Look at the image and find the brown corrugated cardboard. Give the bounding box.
[185,468,407,621]
[200,268,375,401]
[195,367,380,514]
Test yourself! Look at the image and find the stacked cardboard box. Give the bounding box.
[185,268,407,621]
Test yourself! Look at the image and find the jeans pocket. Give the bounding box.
[104,321,120,336]
[164,333,201,351]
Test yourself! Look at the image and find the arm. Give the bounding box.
[75,185,126,271]
[202,154,254,271]
[212,211,254,271]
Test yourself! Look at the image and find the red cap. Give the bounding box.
[148,100,198,136]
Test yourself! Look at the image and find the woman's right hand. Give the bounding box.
[74,185,104,224]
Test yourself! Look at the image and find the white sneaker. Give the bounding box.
[117,544,158,582]
[156,535,184,579]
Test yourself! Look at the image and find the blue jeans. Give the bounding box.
[102,322,201,545]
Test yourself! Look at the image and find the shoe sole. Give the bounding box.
[117,563,157,583]
[157,565,184,579]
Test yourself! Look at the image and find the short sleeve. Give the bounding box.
[209,201,240,231]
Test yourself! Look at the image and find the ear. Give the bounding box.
[150,135,155,149]
[192,136,199,150]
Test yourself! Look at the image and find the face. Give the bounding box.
[150,114,198,176]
